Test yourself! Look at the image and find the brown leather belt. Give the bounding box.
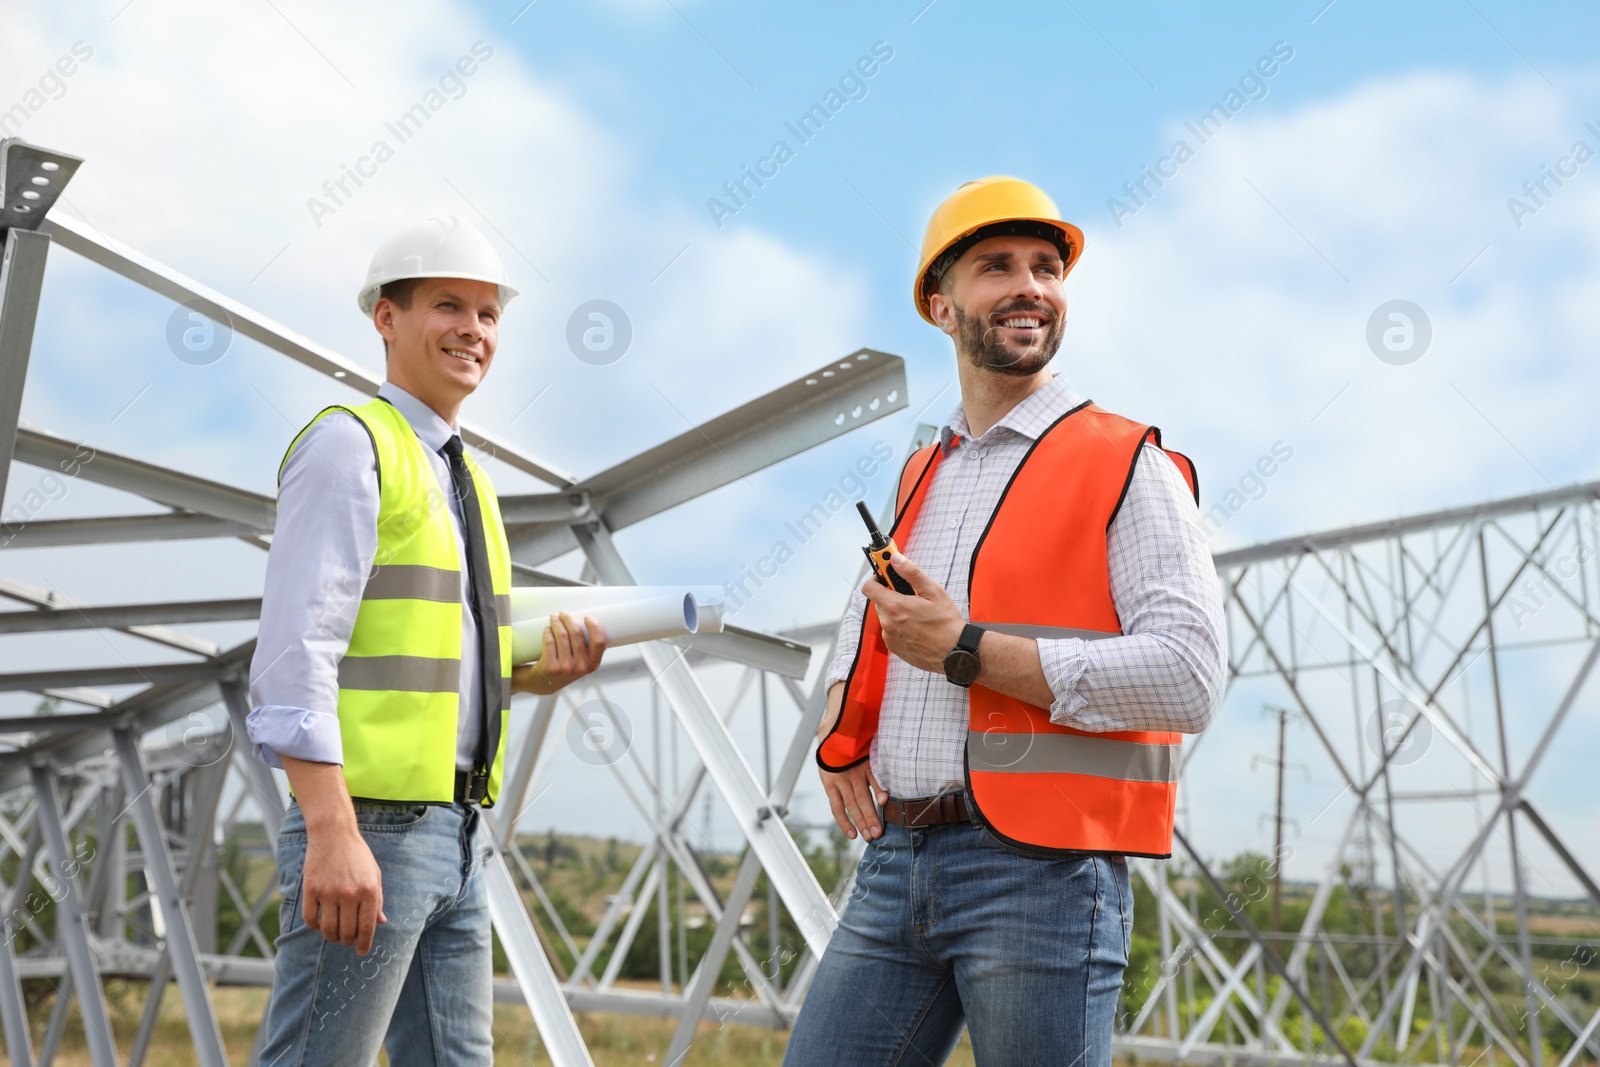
[880,792,969,828]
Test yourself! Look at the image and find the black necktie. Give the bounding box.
[440,434,502,795]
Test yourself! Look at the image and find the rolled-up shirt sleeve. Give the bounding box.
[1037,442,1226,735]
[247,413,379,767]
[823,582,869,692]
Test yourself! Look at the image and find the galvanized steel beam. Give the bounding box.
[0,659,236,693]
[0,512,257,549]
[39,212,574,488]
[0,595,259,634]
[506,349,908,565]
[482,849,596,1067]
[0,575,220,657]
[1213,480,1600,568]
[112,728,229,1067]
[30,765,118,1067]
[0,227,50,509]
[13,422,277,532]
[572,522,837,960]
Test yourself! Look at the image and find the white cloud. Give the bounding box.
[0,1,870,701]
[0,0,877,483]
[1074,69,1600,552]
[1068,69,1600,895]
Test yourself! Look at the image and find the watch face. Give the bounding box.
[944,649,981,687]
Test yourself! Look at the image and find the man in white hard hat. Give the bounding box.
[248,215,607,1064]
[787,178,1225,1064]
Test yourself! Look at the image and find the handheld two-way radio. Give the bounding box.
[856,501,915,595]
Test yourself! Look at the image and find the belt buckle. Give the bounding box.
[905,795,940,827]
[909,792,964,827]
[460,771,488,804]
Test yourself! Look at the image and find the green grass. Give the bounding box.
[17,828,1596,1064]
[19,983,984,1066]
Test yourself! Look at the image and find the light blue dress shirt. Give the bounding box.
[247,381,486,772]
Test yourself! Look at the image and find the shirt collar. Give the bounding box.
[938,373,1084,450]
[377,381,458,453]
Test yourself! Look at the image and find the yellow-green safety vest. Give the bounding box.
[278,396,513,806]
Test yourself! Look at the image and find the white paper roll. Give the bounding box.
[510,586,725,617]
[510,593,699,663]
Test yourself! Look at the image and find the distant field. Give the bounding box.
[15,828,1594,1064]
[19,982,982,1066]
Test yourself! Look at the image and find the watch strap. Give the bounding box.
[956,622,984,654]
[943,623,985,688]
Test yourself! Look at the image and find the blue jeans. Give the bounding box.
[784,819,1132,1066]
[259,800,494,1067]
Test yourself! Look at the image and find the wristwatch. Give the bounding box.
[943,623,984,688]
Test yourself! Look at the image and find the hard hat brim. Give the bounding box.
[358,273,521,318]
[914,216,1085,325]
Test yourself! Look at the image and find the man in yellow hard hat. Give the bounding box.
[248,216,608,1065]
[788,178,1226,1063]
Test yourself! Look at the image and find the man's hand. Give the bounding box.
[816,681,886,841]
[513,612,608,695]
[860,552,965,674]
[302,822,387,954]
[279,757,387,955]
[823,762,886,841]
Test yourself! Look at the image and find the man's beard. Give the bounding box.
[951,300,1063,377]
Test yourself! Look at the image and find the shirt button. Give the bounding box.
[948,520,958,529]
[967,449,979,459]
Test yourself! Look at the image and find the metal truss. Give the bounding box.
[1117,484,1600,1066]
[0,137,909,1066]
[2,134,1593,1066]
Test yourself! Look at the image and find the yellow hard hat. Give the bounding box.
[914,176,1085,324]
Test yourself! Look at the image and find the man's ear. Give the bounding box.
[927,291,959,337]
[373,299,400,353]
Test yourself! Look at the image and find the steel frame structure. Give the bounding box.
[0,136,906,1066]
[1,136,1594,1066]
[1115,486,1600,1066]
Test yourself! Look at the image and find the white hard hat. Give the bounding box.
[356,215,519,317]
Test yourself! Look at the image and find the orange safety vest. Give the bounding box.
[818,400,1200,859]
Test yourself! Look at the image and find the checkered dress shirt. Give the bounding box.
[824,374,1227,799]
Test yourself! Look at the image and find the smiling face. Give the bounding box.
[927,233,1067,378]
[374,277,501,422]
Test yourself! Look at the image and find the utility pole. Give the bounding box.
[1251,707,1301,935]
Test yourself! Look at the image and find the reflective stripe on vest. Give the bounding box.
[279,397,514,806]
[817,400,1200,858]
[966,731,1180,781]
[359,564,513,622]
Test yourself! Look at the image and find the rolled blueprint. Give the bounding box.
[508,586,726,663]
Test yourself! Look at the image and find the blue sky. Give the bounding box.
[3,0,1599,893]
